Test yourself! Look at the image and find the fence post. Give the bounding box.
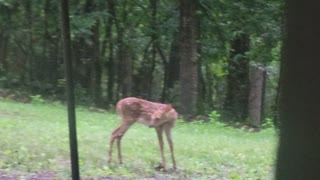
[60,0,80,179]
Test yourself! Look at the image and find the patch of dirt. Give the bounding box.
[0,88,31,103]
[0,170,55,180]
[0,168,218,180]
[0,111,22,119]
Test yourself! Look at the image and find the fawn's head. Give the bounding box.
[149,104,172,128]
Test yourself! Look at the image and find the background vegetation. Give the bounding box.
[0,0,282,126]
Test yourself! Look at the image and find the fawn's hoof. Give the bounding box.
[154,164,166,172]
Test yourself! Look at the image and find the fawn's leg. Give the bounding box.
[108,121,132,163]
[164,125,176,170]
[108,126,120,163]
[156,126,166,171]
[117,134,124,164]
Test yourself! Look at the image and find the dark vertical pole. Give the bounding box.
[60,0,80,179]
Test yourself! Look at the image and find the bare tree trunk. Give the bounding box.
[90,21,102,106]
[113,0,133,99]
[134,0,158,99]
[104,0,116,104]
[0,4,11,74]
[0,30,9,73]
[178,0,199,119]
[160,31,180,103]
[167,31,180,89]
[24,0,34,86]
[248,65,266,128]
[148,0,158,99]
[121,47,133,98]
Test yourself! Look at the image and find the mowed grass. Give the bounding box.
[0,100,278,179]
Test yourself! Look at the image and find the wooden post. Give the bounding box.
[248,65,266,128]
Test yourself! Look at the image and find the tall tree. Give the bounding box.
[224,33,250,121]
[71,0,102,105]
[24,0,34,86]
[103,0,116,104]
[114,0,133,98]
[0,3,11,74]
[276,0,320,179]
[135,0,159,99]
[178,0,199,118]
[165,30,180,99]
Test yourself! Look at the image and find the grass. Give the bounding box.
[0,100,278,179]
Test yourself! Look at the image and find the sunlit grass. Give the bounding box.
[0,100,278,179]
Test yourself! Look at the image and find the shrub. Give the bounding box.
[30,95,45,104]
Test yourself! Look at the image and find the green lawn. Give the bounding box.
[0,100,278,179]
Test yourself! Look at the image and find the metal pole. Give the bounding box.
[60,0,80,179]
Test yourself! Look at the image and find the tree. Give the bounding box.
[224,33,250,121]
[71,0,102,106]
[276,0,320,179]
[178,0,199,118]
[103,0,116,104]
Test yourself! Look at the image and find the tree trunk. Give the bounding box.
[0,4,11,74]
[0,30,9,74]
[104,0,116,104]
[160,31,180,103]
[120,46,133,97]
[134,0,158,100]
[276,1,320,179]
[90,21,102,106]
[204,62,214,110]
[224,33,250,121]
[148,0,158,99]
[248,65,266,128]
[167,31,180,90]
[24,0,34,86]
[178,0,199,119]
[72,0,102,106]
[113,0,133,99]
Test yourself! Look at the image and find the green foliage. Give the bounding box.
[71,11,108,37]
[0,100,277,179]
[210,62,228,78]
[262,118,275,129]
[30,95,45,104]
[208,110,221,121]
[207,110,225,128]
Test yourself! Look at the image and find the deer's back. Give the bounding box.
[116,97,166,119]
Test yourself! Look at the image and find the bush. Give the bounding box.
[208,110,221,122]
[262,118,274,129]
[30,95,45,104]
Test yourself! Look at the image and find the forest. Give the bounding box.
[0,0,282,127]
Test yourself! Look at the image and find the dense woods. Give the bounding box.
[0,0,282,126]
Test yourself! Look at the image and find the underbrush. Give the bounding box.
[0,100,278,179]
